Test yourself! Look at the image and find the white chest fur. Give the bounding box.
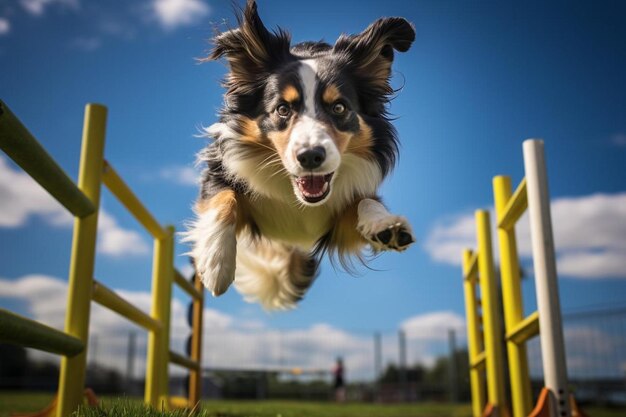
[245,196,333,250]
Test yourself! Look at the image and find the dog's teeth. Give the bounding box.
[322,182,329,193]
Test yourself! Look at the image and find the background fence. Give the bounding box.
[2,304,625,405]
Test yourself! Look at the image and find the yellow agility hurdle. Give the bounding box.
[462,139,578,417]
[0,100,204,416]
[462,210,507,417]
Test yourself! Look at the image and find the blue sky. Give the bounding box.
[1,0,625,377]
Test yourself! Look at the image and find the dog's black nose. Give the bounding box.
[296,146,326,169]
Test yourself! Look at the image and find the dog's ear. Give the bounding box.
[333,18,415,95]
[206,1,292,93]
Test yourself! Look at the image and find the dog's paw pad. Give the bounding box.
[376,229,393,245]
[397,230,414,247]
[359,216,415,252]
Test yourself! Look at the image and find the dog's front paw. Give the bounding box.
[358,215,415,252]
[183,213,237,297]
[357,199,415,252]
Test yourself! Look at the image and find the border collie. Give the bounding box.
[184,0,416,309]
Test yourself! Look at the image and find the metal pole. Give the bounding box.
[0,309,84,356]
[0,100,96,218]
[475,210,507,412]
[523,139,571,417]
[90,335,98,366]
[462,249,486,417]
[374,332,382,380]
[448,329,458,403]
[127,332,136,388]
[57,104,107,417]
[398,330,407,401]
[374,332,382,401]
[493,175,533,417]
[189,269,204,408]
[145,226,175,408]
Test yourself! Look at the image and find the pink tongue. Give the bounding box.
[298,175,325,194]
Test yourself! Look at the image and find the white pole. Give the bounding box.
[523,139,571,417]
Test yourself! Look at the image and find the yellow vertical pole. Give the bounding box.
[493,176,532,417]
[189,270,204,408]
[463,249,486,417]
[145,226,174,409]
[57,104,107,417]
[475,210,507,414]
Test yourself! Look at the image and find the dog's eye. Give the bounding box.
[276,104,291,117]
[332,101,347,115]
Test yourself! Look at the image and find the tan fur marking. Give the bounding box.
[267,122,296,161]
[195,198,212,214]
[207,189,238,225]
[326,115,375,159]
[328,127,352,153]
[282,85,300,103]
[322,84,342,104]
[346,116,375,159]
[239,117,264,143]
[330,201,367,256]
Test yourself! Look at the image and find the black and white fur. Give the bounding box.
[184,1,416,309]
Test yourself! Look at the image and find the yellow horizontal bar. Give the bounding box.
[174,270,202,300]
[471,351,486,370]
[0,100,96,218]
[464,251,478,280]
[92,281,161,332]
[498,178,527,230]
[0,308,84,357]
[102,160,167,239]
[506,311,540,345]
[169,350,200,370]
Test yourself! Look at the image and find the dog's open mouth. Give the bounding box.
[294,173,334,204]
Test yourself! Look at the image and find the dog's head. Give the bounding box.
[206,0,415,206]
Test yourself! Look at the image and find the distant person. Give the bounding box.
[333,357,346,402]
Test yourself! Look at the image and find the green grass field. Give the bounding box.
[0,393,624,417]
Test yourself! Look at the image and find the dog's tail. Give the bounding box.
[234,236,319,310]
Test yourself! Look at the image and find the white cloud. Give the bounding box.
[20,0,79,16]
[423,213,476,267]
[0,274,188,372]
[423,192,626,279]
[0,275,469,380]
[398,311,466,367]
[0,274,68,329]
[151,0,210,30]
[0,17,10,35]
[0,155,73,228]
[158,165,198,186]
[401,310,465,340]
[0,155,149,258]
[97,210,150,257]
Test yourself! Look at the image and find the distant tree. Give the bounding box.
[378,363,427,383]
[0,343,59,390]
[86,364,124,394]
[425,348,471,401]
[0,344,29,389]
